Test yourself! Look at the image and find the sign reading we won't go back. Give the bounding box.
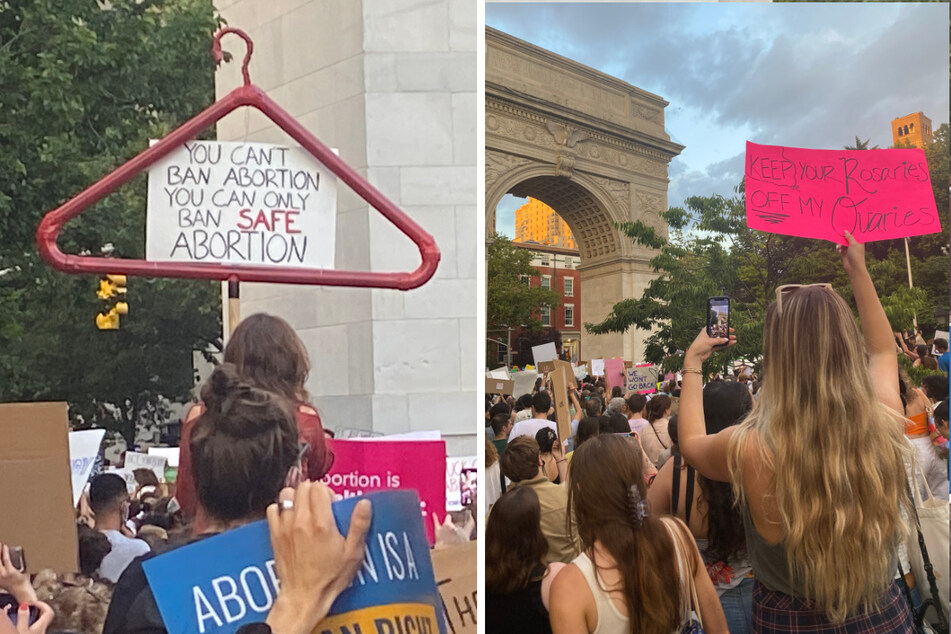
[146,140,337,268]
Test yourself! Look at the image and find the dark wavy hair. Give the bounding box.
[485,487,548,594]
[699,381,752,564]
[568,435,682,633]
[191,363,299,522]
[224,313,311,403]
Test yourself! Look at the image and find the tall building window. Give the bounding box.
[541,275,551,290]
[898,127,903,137]
[540,305,551,326]
[564,277,574,297]
[565,304,574,327]
[497,342,507,360]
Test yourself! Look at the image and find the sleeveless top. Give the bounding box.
[905,411,929,437]
[572,517,690,634]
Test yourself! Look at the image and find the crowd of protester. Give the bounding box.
[486,232,949,633]
[1,313,473,633]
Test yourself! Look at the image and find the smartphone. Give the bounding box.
[706,296,730,348]
[459,467,478,508]
[7,547,24,573]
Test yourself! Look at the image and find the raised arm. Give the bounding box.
[678,329,737,482]
[837,231,902,413]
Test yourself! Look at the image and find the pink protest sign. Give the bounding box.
[603,358,626,393]
[745,141,940,244]
[321,439,447,545]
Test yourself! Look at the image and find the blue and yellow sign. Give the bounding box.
[144,490,446,634]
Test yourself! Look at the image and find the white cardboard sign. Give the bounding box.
[531,342,558,365]
[124,451,167,483]
[68,429,106,507]
[445,455,479,511]
[146,140,337,269]
[591,359,605,377]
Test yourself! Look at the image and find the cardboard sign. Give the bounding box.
[124,451,167,483]
[536,361,556,374]
[745,141,940,244]
[604,358,626,392]
[322,440,446,545]
[486,367,509,381]
[626,364,659,395]
[146,140,337,268]
[445,456,478,512]
[144,491,446,634]
[549,366,572,442]
[68,429,106,506]
[0,403,78,573]
[484,377,514,395]
[432,542,477,634]
[512,370,538,397]
[590,359,605,377]
[531,342,557,365]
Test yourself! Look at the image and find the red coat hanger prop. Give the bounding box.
[36,27,440,290]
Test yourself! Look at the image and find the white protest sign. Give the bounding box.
[626,364,659,394]
[147,447,180,468]
[487,367,510,380]
[591,359,605,377]
[68,429,106,506]
[512,370,539,397]
[573,364,588,381]
[445,455,478,511]
[146,140,337,269]
[531,342,558,365]
[124,451,167,483]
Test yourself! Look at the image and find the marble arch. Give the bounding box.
[486,27,684,361]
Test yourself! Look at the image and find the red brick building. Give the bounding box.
[511,241,582,362]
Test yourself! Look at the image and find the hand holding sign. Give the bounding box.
[265,482,372,634]
[745,141,940,244]
[836,230,866,277]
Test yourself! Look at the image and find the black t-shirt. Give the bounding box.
[486,568,552,634]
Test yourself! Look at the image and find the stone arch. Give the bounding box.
[486,27,684,361]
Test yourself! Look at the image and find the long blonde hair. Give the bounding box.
[728,287,912,622]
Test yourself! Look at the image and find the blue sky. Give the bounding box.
[488,2,950,237]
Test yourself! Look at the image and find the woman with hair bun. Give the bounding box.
[176,313,334,532]
[102,364,370,634]
[549,434,727,634]
[678,231,916,630]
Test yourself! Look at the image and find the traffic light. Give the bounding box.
[96,274,128,330]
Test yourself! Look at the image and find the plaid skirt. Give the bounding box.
[752,580,915,633]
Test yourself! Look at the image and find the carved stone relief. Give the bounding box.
[485,151,533,190]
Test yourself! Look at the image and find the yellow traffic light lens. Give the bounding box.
[115,302,129,315]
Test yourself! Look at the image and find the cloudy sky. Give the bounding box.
[488,2,950,237]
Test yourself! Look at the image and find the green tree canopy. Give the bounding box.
[0,0,223,442]
[487,232,562,333]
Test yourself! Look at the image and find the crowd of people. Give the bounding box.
[0,314,468,634]
[486,232,950,633]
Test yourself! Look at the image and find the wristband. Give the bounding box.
[682,368,703,376]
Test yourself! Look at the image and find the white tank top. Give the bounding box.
[571,517,692,634]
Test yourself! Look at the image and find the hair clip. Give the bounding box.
[627,484,650,526]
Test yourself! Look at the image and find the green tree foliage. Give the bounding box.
[486,232,562,334]
[0,0,223,442]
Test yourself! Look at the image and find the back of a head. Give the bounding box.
[915,344,929,358]
[626,393,647,417]
[702,382,753,434]
[515,393,534,411]
[531,391,551,415]
[490,412,510,436]
[575,417,601,448]
[935,337,949,353]
[77,525,112,578]
[534,426,557,454]
[224,313,311,402]
[646,394,671,423]
[922,374,950,402]
[667,415,679,447]
[489,401,511,419]
[733,287,912,621]
[584,396,603,417]
[605,397,626,416]
[606,412,630,434]
[611,386,623,398]
[192,363,300,523]
[88,473,128,516]
[32,569,112,634]
[485,487,547,594]
[499,436,540,483]
[568,435,681,631]
[934,400,949,424]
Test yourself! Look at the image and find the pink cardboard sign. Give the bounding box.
[745,141,940,244]
[603,358,626,393]
[321,439,447,545]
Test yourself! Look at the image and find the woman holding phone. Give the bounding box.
[678,231,915,630]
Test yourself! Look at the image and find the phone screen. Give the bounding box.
[707,297,730,339]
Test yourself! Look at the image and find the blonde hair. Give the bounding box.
[727,287,912,622]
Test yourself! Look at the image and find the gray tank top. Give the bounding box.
[742,503,899,599]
